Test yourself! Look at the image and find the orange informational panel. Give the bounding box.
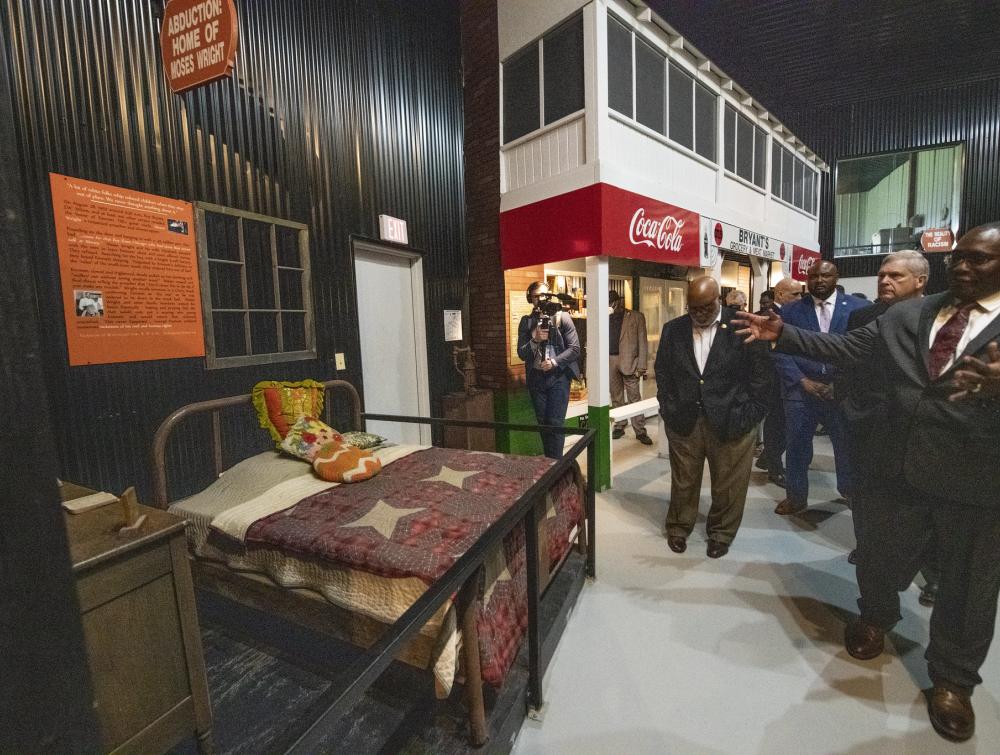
[50,173,205,366]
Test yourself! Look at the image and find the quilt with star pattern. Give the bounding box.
[243,446,584,686]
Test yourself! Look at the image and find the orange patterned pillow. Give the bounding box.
[312,441,382,483]
[252,380,326,445]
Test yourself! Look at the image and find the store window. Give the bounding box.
[724,104,767,189]
[195,203,316,368]
[503,13,584,143]
[833,144,963,257]
[772,143,818,216]
[607,17,717,162]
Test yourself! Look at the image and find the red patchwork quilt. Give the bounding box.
[244,447,584,686]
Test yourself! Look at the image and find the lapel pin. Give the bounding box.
[720,323,728,329]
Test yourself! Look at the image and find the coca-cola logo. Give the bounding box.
[797,255,815,274]
[629,208,686,252]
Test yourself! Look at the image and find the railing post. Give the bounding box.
[524,495,543,717]
[586,434,597,578]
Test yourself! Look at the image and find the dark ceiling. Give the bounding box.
[647,0,1000,133]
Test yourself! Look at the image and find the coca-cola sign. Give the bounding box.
[791,246,821,282]
[628,208,686,252]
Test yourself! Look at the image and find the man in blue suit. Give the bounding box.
[773,260,867,514]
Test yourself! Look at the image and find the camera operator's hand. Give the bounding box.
[532,325,549,342]
[540,358,556,372]
[637,368,647,378]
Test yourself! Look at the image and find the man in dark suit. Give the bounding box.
[517,281,581,459]
[773,261,867,514]
[609,290,652,445]
[756,278,803,487]
[654,277,772,558]
[734,223,1000,742]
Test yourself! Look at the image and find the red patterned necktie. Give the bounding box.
[927,302,977,379]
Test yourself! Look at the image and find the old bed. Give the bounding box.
[150,379,595,748]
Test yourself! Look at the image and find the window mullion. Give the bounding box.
[237,217,251,356]
[270,223,283,353]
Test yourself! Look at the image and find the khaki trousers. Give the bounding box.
[665,415,757,545]
[610,354,645,433]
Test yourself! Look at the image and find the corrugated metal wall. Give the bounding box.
[1,0,466,500]
[785,77,1000,288]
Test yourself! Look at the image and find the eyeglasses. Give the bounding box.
[688,302,718,314]
[947,250,1000,267]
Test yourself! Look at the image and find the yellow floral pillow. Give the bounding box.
[312,441,382,483]
[280,416,343,461]
[252,379,326,445]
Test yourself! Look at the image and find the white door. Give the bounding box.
[354,242,431,445]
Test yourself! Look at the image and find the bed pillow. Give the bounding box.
[280,416,343,461]
[341,430,388,450]
[312,441,382,483]
[252,379,326,445]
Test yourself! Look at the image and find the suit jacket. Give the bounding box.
[655,307,773,441]
[614,309,648,375]
[774,291,868,401]
[516,310,581,379]
[776,292,1000,508]
[838,299,892,427]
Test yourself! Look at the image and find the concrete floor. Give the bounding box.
[514,418,1000,754]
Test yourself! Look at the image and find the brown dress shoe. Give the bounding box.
[706,540,729,559]
[775,497,807,515]
[928,686,975,742]
[667,536,687,554]
[844,618,885,660]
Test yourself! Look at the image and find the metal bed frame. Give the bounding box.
[151,379,596,750]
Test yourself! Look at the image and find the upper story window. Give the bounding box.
[607,14,717,162]
[724,104,767,189]
[195,203,316,368]
[833,144,963,257]
[771,143,818,216]
[502,13,584,144]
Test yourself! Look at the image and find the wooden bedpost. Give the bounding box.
[457,568,488,747]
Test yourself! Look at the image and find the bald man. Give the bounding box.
[654,277,773,558]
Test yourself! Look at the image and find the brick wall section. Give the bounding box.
[460,0,507,392]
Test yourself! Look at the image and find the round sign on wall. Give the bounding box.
[920,227,955,253]
[161,0,239,94]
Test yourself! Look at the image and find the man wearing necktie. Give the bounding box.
[772,261,867,515]
[654,277,772,558]
[733,223,1000,742]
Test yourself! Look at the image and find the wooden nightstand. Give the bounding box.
[62,484,213,753]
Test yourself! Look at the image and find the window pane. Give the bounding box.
[281,312,307,352]
[753,127,767,188]
[724,105,736,173]
[782,148,794,202]
[503,46,539,143]
[278,269,304,310]
[736,114,753,182]
[804,169,815,214]
[276,226,300,267]
[694,82,716,161]
[794,157,805,209]
[243,219,275,309]
[635,38,665,134]
[544,14,584,124]
[771,141,781,195]
[607,16,633,117]
[209,260,243,309]
[250,311,279,354]
[668,62,693,150]
[205,211,239,261]
[213,312,246,358]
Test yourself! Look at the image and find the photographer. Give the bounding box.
[516,281,581,459]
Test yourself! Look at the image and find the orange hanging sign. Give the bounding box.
[50,174,205,366]
[161,0,238,94]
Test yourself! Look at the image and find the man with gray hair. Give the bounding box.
[724,289,747,311]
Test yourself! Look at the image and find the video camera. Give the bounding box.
[533,292,563,332]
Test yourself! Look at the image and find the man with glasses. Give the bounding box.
[654,277,772,558]
[733,223,1000,742]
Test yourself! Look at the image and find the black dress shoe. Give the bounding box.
[848,549,858,565]
[844,618,885,660]
[612,428,625,439]
[919,583,938,607]
[706,540,729,559]
[768,472,787,488]
[667,536,687,553]
[754,457,769,471]
[927,686,975,742]
[636,433,653,445]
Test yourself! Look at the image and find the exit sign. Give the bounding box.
[378,214,408,245]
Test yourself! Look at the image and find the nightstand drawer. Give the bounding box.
[76,540,173,613]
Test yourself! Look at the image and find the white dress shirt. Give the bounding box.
[692,308,721,374]
[928,289,1000,372]
[814,291,837,333]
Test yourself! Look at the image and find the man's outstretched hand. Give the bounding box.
[950,341,1000,402]
[732,311,784,343]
